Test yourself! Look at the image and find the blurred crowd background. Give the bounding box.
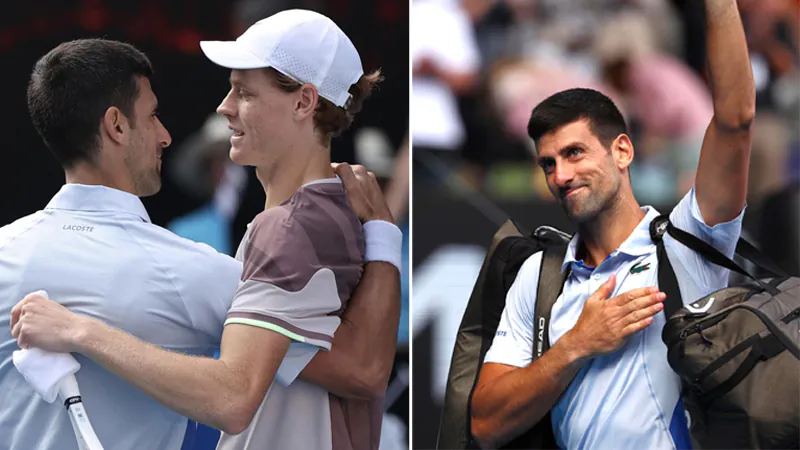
[0,1,409,449]
[411,0,798,447]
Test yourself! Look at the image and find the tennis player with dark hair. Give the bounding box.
[4,10,401,450]
[470,0,756,448]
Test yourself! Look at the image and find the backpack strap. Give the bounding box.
[732,238,788,279]
[502,242,569,450]
[649,215,783,312]
[655,234,684,319]
[648,215,684,318]
[534,244,570,357]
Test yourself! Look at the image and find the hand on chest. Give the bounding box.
[550,254,661,344]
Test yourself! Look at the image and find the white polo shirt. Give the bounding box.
[484,188,745,449]
[0,184,242,450]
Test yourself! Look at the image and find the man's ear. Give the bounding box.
[102,106,130,146]
[612,134,634,171]
[295,84,318,121]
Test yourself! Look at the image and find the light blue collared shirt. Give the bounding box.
[485,188,745,449]
[0,184,242,450]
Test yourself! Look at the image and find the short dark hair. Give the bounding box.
[527,88,627,148]
[27,39,154,168]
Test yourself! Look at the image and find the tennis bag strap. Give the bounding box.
[535,244,570,358]
[490,243,570,450]
[503,243,571,450]
[649,215,787,317]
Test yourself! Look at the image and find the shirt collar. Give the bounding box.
[45,184,152,223]
[561,206,661,271]
[301,176,341,188]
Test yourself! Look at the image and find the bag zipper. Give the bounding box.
[671,303,800,360]
[678,324,713,346]
[670,312,729,348]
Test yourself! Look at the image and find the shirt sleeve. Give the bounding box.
[274,343,320,387]
[224,209,346,384]
[483,252,542,368]
[172,242,242,348]
[666,187,746,304]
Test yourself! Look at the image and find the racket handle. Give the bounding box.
[59,374,80,398]
[59,375,105,450]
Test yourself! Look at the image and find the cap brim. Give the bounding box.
[199,41,269,70]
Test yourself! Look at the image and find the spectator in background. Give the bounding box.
[738,0,798,201]
[738,0,798,110]
[491,0,681,73]
[595,10,714,204]
[737,0,800,277]
[412,0,480,183]
[168,114,248,256]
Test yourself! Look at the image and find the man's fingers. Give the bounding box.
[612,286,659,307]
[11,319,22,340]
[333,162,354,181]
[335,164,364,196]
[622,293,664,325]
[351,164,369,178]
[366,171,381,189]
[10,301,22,330]
[9,296,36,329]
[361,171,382,196]
[620,316,655,336]
[17,330,28,349]
[627,292,666,314]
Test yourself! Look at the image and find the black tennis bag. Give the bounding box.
[436,220,570,449]
[651,216,800,449]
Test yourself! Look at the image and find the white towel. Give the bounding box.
[12,290,81,403]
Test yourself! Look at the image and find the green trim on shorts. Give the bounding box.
[224,318,307,343]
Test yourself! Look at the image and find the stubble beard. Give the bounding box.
[125,150,162,198]
[562,181,619,226]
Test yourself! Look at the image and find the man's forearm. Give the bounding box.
[705,0,755,128]
[300,261,401,399]
[694,0,755,226]
[76,321,250,433]
[471,335,588,448]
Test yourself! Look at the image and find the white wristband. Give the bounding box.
[363,220,403,272]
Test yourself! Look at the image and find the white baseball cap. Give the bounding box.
[200,9,364,108]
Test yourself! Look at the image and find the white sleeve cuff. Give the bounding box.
[363,220,403,272]
[275,342,320,386]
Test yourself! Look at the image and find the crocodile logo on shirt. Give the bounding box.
[630,261,651,274]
